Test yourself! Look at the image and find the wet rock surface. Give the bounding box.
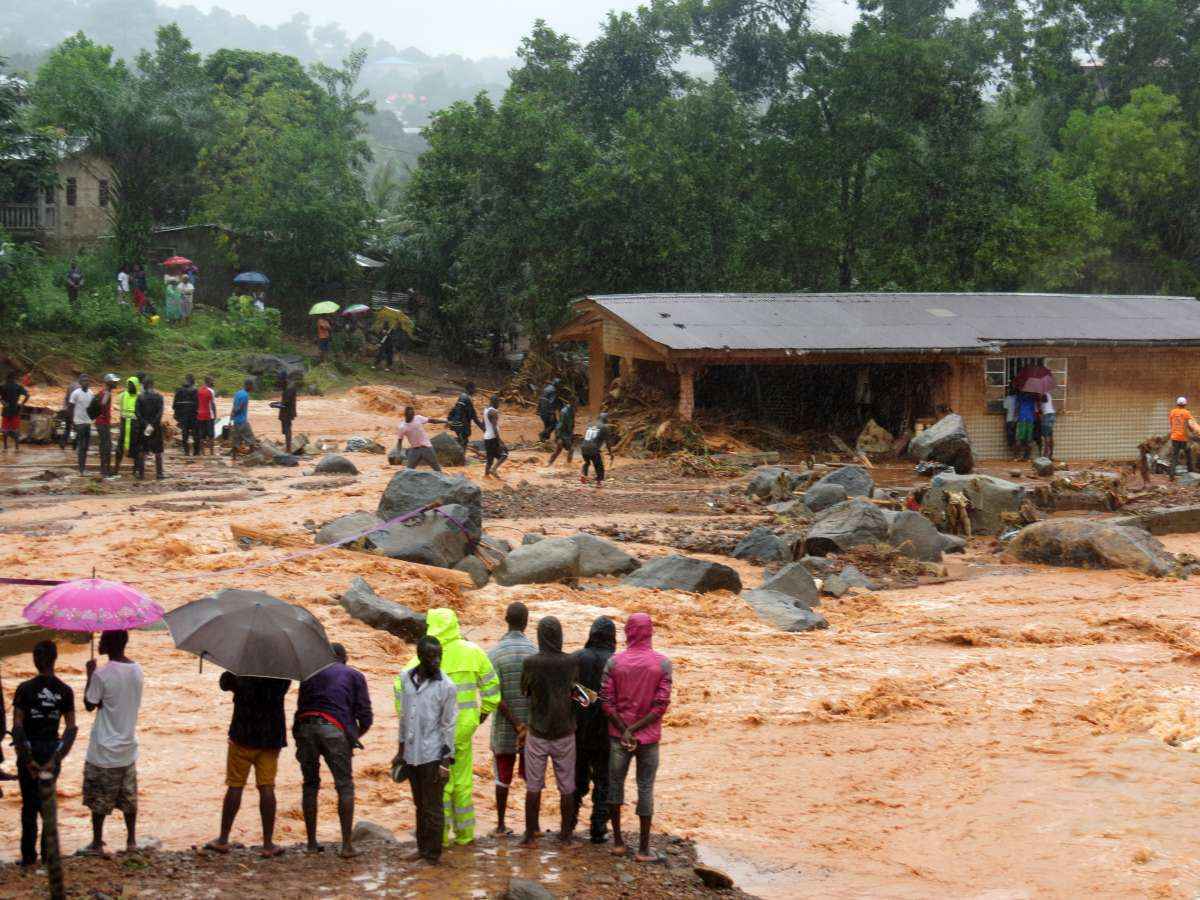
[377,469,483,529]
[907,413,974,474]
[339,577,426,642]
[804,500,890,556]
[623,555,743,593]
[923,473,1024,535]
[1009,518,1175,576]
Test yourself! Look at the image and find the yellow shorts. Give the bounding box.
[226,742,280,788]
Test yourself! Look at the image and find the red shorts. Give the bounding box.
[493,751,526,787]
[1,414,19,433]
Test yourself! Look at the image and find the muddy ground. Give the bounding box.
[2,384,1200,898]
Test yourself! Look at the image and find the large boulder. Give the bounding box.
[313,453,359,476]
[907,413,974,474]
[623,555,742,593]
[799,555,838,576]
[741,589,829,632]
[803,482,847,514]
[732,527,797,564]
[1116,506,1200,537]
[856,419,895,456]
[377,469,482,530]
[1009,519,1175,576]
[759,562,820,608]
[244,353,306,385]
[367,503,477,568]
[431,431,467,467]
[940,533,968,554]
[568,533,640,576]
[493,538,581,586]
[923,473,1024,536]
[339,577,426,642]
[316,511,386,547]
[803,500,890,556]
[886,511,944,562]
[454,555,491,588]
[747,466,794,503]
[1032,457,1055,477]
[809,465,874,499]
[821,564,878,597]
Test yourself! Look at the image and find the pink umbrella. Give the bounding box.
[23,579,164,651]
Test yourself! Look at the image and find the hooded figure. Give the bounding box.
[115,375,140,470]
[572,616,616,843]
[600,612,673,860]
[395,609,499,847]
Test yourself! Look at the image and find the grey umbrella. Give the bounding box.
[164,589,336,680]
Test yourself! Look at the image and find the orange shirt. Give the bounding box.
[317,318,331,340]
[1170,406,1193,441]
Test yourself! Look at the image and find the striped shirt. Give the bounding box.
[488,630,536,754]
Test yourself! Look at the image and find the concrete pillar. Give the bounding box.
[677,365,695,421]
[588,330,606,414]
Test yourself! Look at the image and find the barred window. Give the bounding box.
[66,177,77,206]
[985,357,1071,412]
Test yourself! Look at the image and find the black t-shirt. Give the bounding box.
[1,382,28,417]
[221,672,290,749]
[520,652,578,741]
[13,674,74,743]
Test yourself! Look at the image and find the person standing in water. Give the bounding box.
[134,377,165,481]
[395,406,446,472]
[278,375,298,455]
[2,370,30,452]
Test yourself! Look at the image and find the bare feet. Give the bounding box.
[260,844,285,859]
[609,844,628,857]
[493,826,513,836]
[517,834,538,850]
[304,843,325,854]
[635,852,658,863]
[338,843,362,859]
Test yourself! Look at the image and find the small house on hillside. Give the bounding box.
[551,292,1200,460]
[0,140,114,254]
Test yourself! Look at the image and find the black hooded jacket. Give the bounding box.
[571,616,616,750]
[520,616,578,741]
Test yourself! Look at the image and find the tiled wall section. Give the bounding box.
[955,348,1200,461]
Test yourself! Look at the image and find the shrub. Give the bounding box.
[206,295,283,350]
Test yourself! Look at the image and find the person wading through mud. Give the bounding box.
[518,616,579,849]
[580,413,615,486]
[12,641,77,868]
[196,376,217,455]
[447,383,483,449]
[134,376,165,481]
[59,375,80,451]
[294,643,372,859]
[82,630,144,857]
[572,616,616,843]
[396,406,446,472]
[67,374,94,474]
[277,374,298,455]
[1168,397,1200,481]
[393,635,457,864]
[2,370,30,452]
[114,375,140,476]
[172,374,199,457]
[206,672,290,858]
[547,399,576,466]
[229,379,254,454]
[537,379,562,441]
[95,374,119,478]
[483,396,509,479]
[601,613,672,863]
[396,609,500,848]
[487,602,536,835]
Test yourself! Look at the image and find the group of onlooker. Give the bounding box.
[2,605,671,869]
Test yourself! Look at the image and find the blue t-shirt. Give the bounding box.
[1016,393,1038,423]
[231,389,249,425]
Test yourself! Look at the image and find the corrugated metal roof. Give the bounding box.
[584,292,1200,353]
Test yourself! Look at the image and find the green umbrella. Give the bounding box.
[309,301,340,316]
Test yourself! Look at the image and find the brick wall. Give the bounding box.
[954,347,1200,461]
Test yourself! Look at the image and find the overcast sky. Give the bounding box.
[160,0,863,58]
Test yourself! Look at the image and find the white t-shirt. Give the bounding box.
[1001,394,1017,422]
[180,281,194,300]
[68,387,95,426]
[85,660,144,768]
[483,406,498,440]
[117,272,130,292]
[1041,396,1055,415]
[397,415,433,449]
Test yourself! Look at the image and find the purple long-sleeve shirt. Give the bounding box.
[295,663,373,744]
[600,613,673,745]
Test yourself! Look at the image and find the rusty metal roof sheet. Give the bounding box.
[583,292,1200,353]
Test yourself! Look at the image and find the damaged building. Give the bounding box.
[551,292,1200,460]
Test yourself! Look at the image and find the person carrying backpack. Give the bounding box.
[579,413,615,486]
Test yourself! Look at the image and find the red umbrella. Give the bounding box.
[1013,364,1055,395]
[162,256,193,269]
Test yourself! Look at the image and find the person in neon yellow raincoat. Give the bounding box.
[114,375,140,474]
[395,608,500,846]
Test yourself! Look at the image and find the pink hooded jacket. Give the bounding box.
[599,613,673,745]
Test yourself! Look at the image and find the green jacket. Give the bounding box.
[120,376,140,419]
[395,608,500,745]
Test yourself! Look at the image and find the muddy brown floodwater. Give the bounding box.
[3,385,1200,898]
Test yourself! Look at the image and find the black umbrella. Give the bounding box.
[233,271,270,287]
[164,589,336,680]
